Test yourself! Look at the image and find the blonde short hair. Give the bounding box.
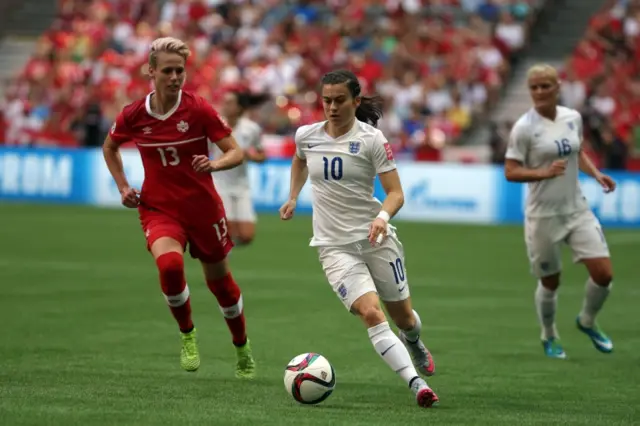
[526,63,559,82]
[148,37,191,68]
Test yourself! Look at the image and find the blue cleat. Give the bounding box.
[576,317,613,353]
[542,337,567,359]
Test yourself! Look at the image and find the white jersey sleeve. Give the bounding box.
[294,125,307,160]
[370,131,397,174]
[505,120,530,163]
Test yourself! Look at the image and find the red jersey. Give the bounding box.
[109,90,232,221]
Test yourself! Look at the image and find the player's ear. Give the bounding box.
[353,96,362,108]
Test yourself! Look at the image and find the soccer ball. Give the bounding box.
[284,353,336,405]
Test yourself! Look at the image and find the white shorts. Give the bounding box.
[525,209,610,278]
[219,188,256,223]
[317,234,410,311]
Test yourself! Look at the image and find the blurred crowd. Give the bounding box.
[491,0,640,170]
[0,0,543,158]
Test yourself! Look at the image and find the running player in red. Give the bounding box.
[102,37,256,378]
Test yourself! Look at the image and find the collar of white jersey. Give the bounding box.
[323,119,360,141]
[145,90,183,121]
[531,106,560,123]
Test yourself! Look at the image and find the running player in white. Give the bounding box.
[505,64,617,359]
[279,70,439,408]
[212,90,269,245]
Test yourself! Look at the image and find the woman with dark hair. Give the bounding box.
[212,90,269,246]
[279,70,439,408]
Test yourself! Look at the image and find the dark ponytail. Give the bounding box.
[234,92,270,113]
[320,69,384,127]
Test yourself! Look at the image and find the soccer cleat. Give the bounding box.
[235,339,256,379]
[542,337,567,359]
[399,331,436,376]
[180,328,200,372]
[576,317,613,353]
[410,377,439,408]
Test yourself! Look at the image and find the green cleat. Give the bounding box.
[180,328,200,372]
[235,339,256,379]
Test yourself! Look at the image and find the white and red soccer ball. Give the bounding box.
[284,353,336,405]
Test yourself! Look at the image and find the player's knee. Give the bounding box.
[156,252,184,282]
[584,258,613,286]
[352,298,386,327]
[591,271,613,287]
[202,259,231,281]
[206,274,242,309]
[540,274,560,291]
[156,252,187,305]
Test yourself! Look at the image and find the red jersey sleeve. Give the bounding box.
[200,100,232,143]
[109,110,132,145]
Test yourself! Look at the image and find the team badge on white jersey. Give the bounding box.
[349,141,361,154]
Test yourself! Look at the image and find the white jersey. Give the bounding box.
[296,120,397,247]
[505,106,590,218]
[211,117,263,193]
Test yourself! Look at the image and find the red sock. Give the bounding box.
[156,252,193,333]
[206,273,247,346]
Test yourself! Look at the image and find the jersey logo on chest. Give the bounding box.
[177,120,189,133]
[348,141,360,154]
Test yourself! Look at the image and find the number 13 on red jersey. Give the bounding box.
[157,147,180,167]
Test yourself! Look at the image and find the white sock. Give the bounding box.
[402,309,422,343]
[535,281,558,340]
[368,321,421,386]
[579,278,611,328]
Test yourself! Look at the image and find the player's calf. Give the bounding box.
[577,264,613,353]
[206,273,247,346]
[156,252,194,333]
[205,271,256,377]
[353,295,437,405]
[386,303,435,376]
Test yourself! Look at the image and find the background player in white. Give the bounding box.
[504,64,617,359]
[211,90,269,245]
[279,70,439,408]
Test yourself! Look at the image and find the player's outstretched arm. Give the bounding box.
[280,154,308,220]
[103,135,139,207]
[578,149,616,193]
[504,159,564,182]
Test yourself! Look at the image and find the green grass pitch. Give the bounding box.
[0,204,638,425]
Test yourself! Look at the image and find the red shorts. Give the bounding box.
[139,206,233,263]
